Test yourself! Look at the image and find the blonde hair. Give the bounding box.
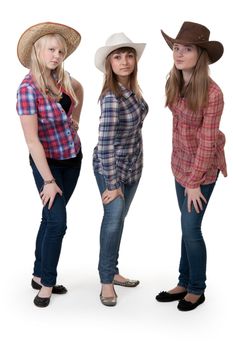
[30,34,78,105]
[99,47,142,100]
[165,48,210,112]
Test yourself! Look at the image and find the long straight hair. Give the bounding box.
[30,34,78,105]
[165,48,210,112]
[99,47,142,100]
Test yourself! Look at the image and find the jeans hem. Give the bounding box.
[187,289,205,295]
[40,282,56,287]
[100,281,114,284]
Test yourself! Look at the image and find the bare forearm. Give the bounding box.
[27,140,54,181]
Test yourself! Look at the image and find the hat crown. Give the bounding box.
[176,21,210,43]
[105,32,133,47]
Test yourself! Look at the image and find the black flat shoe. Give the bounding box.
[31,279,67,294]
[156,290,187,302]
[34,293,51,308]
[177,294,205,311]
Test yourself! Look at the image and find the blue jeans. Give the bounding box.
[175,179,216,295]
[95,172,139,283]
[30,153,82,287]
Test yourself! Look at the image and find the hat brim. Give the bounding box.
[17,22,81,68]
[161,30,223,64]
[95,43,146,72]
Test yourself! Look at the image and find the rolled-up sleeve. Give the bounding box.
[16,84,37,116]
[97,95,121,190]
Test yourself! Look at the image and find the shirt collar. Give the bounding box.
[118,82,134,99]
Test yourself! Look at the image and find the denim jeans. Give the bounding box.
[175,179,216,295]
[95,172,139,284]
[30,152,82,287]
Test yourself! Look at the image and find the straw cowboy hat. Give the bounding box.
[95,32,146,72]
[17,22,81,68]
[161,21,223,64]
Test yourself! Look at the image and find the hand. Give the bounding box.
[102,188,124,205]
[40,183,63,209]
[185,187,207,213]
[71,118,79,131]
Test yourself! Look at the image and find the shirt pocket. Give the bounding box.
[38,97,68,126]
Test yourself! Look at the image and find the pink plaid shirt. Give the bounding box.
[16,73,81,160]
[170,80,227,188]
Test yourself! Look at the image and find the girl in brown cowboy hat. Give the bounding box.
[16,22,83,307]
[155,22,227,311]
[93,33,148,306]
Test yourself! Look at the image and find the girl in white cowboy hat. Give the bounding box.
[16,22,83,308]
[155,22,227,311]
[93,33,149,306]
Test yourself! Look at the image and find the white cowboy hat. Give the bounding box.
[17,22,81,68]
[95,32,146,72]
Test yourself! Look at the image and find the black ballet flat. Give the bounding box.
[31,279,67,294]
[33,293,51,308]
[177,294,205,311]
[156,290,187,302]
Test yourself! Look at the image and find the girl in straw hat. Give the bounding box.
[93,33,148,306]
[16,22,83,307]
[155,22,227,311]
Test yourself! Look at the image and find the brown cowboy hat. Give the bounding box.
[161,21,223,64]
[17,22,81,68]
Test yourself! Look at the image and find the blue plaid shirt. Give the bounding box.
[93,84,148,190]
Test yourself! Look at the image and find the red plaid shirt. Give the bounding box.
[170,80,227,188]
[16,73,81,160]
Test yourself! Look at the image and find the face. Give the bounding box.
[40,36,66,71]
[109,49,136,79]
[173,43,199,72]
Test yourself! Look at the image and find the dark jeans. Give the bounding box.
[30,152,82,286]
[175,179,216,295]
[95,172,139,284]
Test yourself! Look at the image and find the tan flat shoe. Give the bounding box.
[113,279,140,287]
[100,288,118,307]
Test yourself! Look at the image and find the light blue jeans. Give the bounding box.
[95,172,139,283]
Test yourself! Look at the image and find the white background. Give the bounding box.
[1,0,232,348]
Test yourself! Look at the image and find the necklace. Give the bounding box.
[180,82,190,98]
[45,85,62,101]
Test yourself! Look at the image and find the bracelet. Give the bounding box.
[71,118,79,131]
[44,178,56,185]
